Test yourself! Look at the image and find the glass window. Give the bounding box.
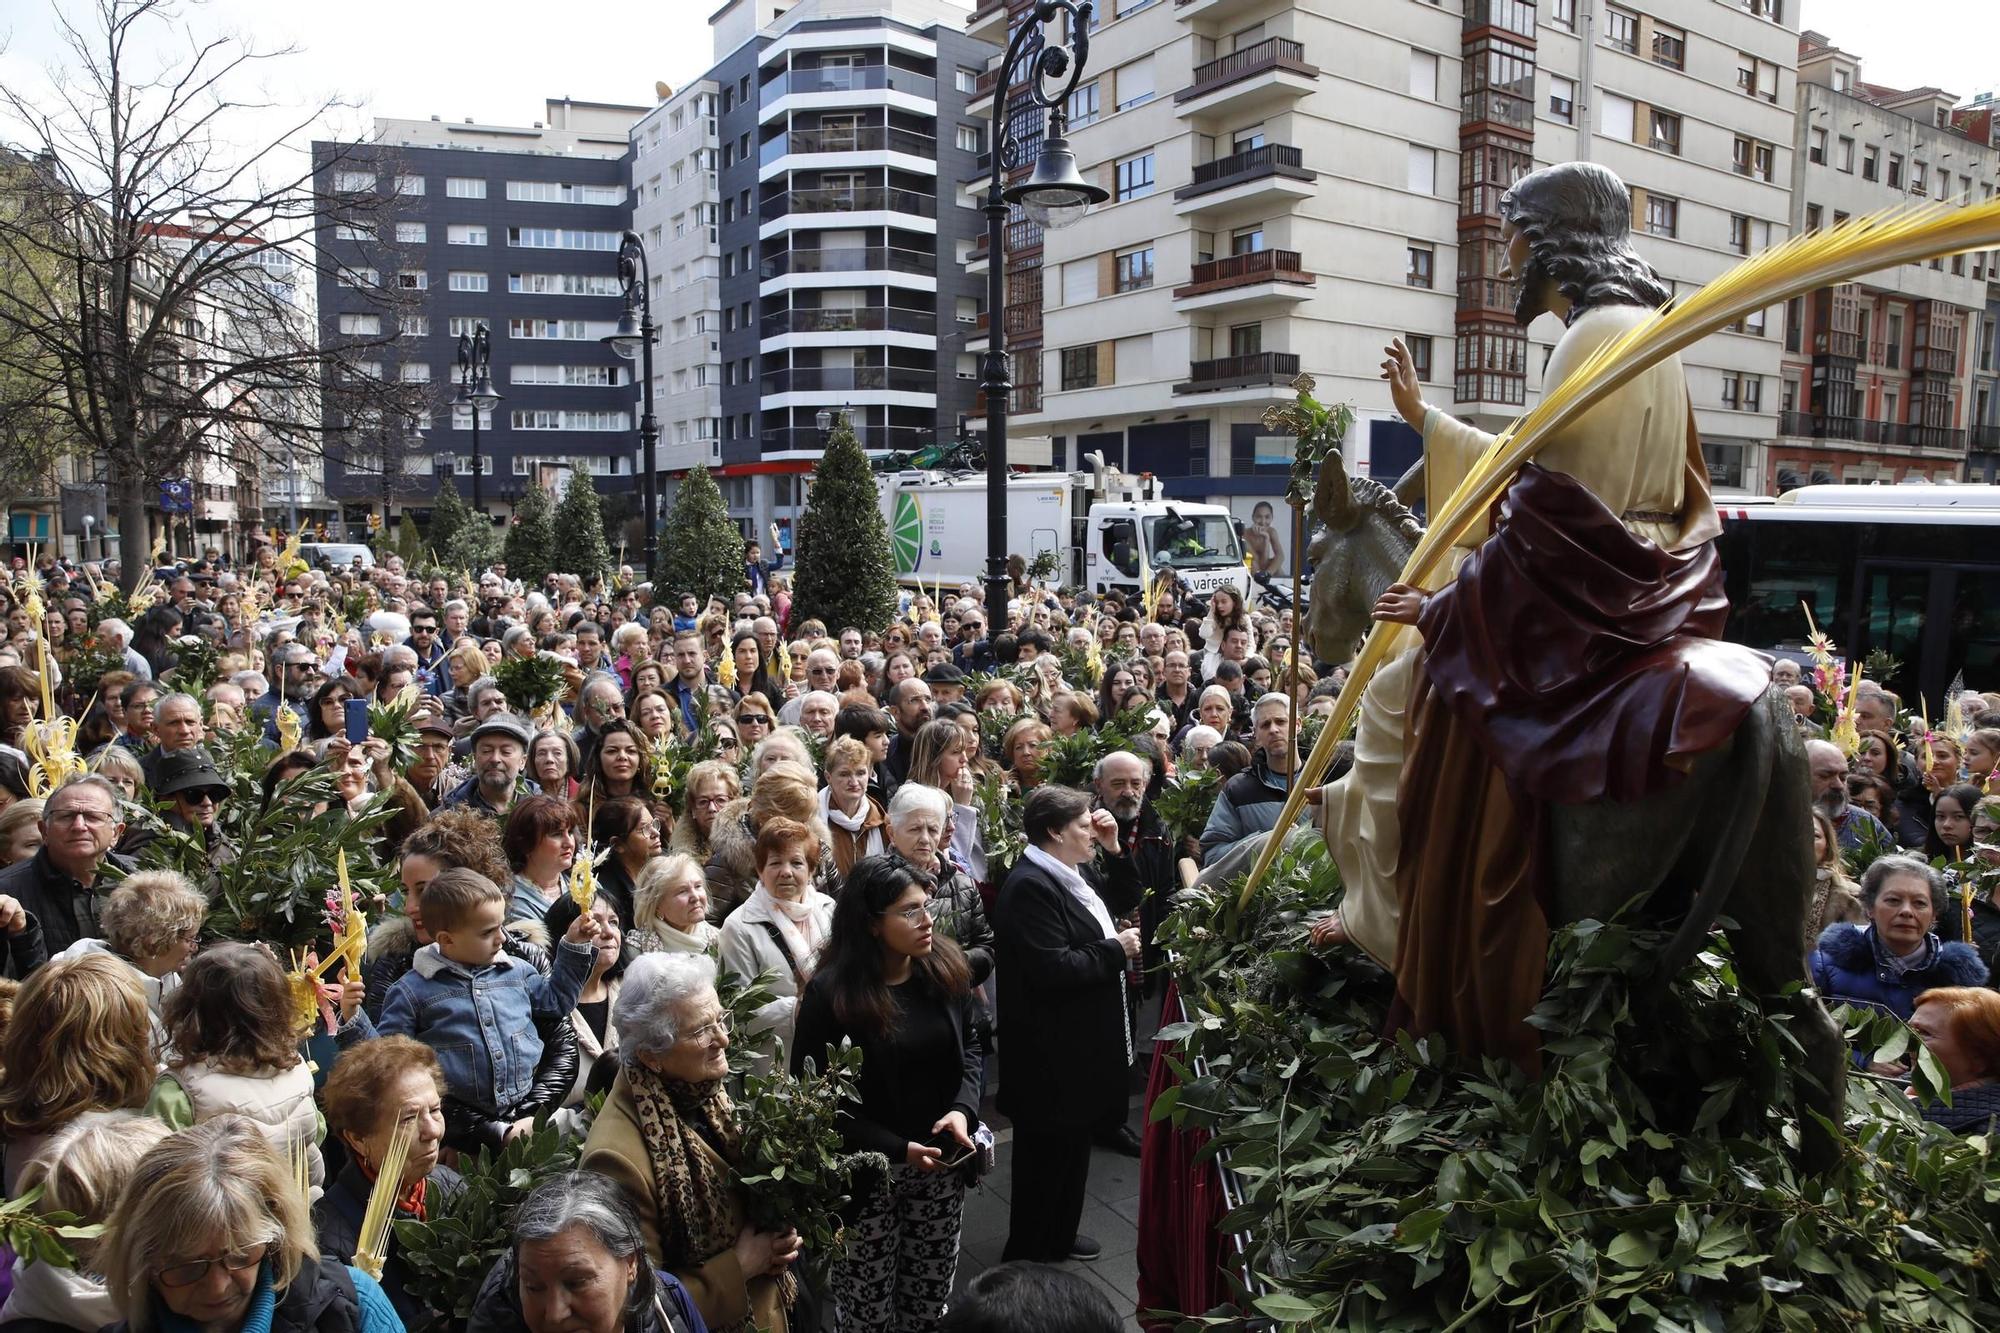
[1406,243,1434,288]
[1604,6,1637,53]
[446,177,485,198]
[1548,75,1575,124]
[1061,345,1098,391]
[1644,194,1678,238]
[1115,56,1154,112]
[1115,152,1155,201]
[1068,82,1100,129]
[1115,246,1154,293]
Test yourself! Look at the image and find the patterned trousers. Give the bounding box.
[832,1161,967,1333]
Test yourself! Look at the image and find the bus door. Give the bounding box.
[1855,561,2000,710]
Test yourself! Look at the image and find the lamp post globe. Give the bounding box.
[1006,132,1108,231]
[603,306,644,361]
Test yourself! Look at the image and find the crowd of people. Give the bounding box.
[0,531,1997,1332]
[0,541,1329,1333]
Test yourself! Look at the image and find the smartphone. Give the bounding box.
[343,697,371,745]
[929,1133,975,1170]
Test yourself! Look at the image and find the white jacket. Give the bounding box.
[174,1057,324,1189]
[1,1248,118,1329]
[717,885,834,1075]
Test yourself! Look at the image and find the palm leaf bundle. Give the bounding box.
[1239,194,2000,909]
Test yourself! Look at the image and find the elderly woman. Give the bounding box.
[0,954,155,1193]
[746,729,811,782]
[52,869,205,1036]
[99,1116,402,1333]
[1811,855,1988,1024]
[581,953,801,1333]
[818,736,886,878]
[717,818,834,1070]
[315,1037,461,1323]
[670,761,740,865]
[884,785,994,993]
[469,1171,706,1333]
[531,731,580,803]
[702,762,829,925]
[0,1110,171,1331]
[1001,717,1052,792]
[630,854,720,956]
[1909,986,2000,1133]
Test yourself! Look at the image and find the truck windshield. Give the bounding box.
[1143,514,1241,568]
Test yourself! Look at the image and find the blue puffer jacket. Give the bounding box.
[1808,923,1989,1022]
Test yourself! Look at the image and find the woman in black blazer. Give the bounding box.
[992,784,1141,1264]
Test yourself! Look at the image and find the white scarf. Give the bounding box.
[818,785,871,834]
[1024,844,1116,941]
[749,882,826,962]
[636,919,719,954]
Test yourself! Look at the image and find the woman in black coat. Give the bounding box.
[990,785,1141,1266]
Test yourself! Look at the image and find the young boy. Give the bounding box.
[367,868,602,1137]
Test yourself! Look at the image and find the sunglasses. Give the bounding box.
[734,714,770,727]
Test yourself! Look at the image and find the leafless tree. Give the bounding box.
[0,0,426,584]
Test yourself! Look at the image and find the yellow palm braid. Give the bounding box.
[1238,193,2000,911]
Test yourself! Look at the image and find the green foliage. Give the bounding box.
[439,513,500,573]
[1862,647,1904,693]
[392,1117,581,1329]
[502,482,557,586]
[1026,548,1061,583]
[552,469,612,589]
[0,1186,101,1271]
[129,757,399,954]
[658,465,743,604]
[492,651,568,716]
[163,632,221,694]
[1037,705,1157,788]
[1260,373,1357,510]
[59,630,127,708]
[973,771,1025,882]
[367,685,424,771]
[1153,848,2000,1331]
[790,415,899,637]
[1153,766,1222,847]
[1057,639,1102,689]
[427,475,472,553]
[735,1041,889,1292]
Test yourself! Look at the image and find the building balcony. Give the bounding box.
[1973,423,2000,452]
[1175,38,1319,123]
[1174,0,1265,28]
[760,246,937,281]
[966,0,1010,44]
[1914,346,1958,376]
[759,66,937,122]
[758,187,938,238]
[759,366,937,396]
[761,423,933,455]
[1811,329,1861,359]
[759,305,938,340]
[1172,144,1316,222]
[1172,249,1315,312]
[1173,350,1301,395]
[758,126,938,177]
[1776,412,1966,452]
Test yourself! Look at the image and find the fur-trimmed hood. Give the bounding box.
[364,909,549,966]
[1813,921,1988,987]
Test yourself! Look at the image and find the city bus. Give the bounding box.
[1714,485,2000,711]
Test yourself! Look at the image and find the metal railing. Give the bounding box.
[1177,350,1300,391]
[759,366,937,395]
[759,66,937,105]
[1175,249,1309,293]
[761,423,933,452]
[1776,412,1967,452]
[1176,144,1312,199]
[758,125,937,166]
[758,306,938,337]
[759,187,938,222]
[1177,37,1315,102]
[759,246,937,280]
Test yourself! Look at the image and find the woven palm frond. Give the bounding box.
[1238,194,2000,910]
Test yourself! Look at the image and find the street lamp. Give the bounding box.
[453,324,500,518]
[601,231,660,577]
[979,1,1110,633]
[389,413,426,535]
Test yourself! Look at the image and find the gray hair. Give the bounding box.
[611,623,649,654]
[1199,684,1232,708]
[509,1172,658,1313]
[96,617,132,646]
[1253,692,1291,719]
[468,677,504,709]
[154,691,201,720]
[581,672,624,710]
[614,952,719,1067]
[379,645,418,674]
[47,774,123,819]
[1181,725,1222,760]
[887,782,950,829]
[502,625,534,651]
[442,598,468,616]
[750,730,811,773]
[1858,854,1945,914]
[1093,749,1149,783]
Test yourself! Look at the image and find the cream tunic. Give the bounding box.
[1318,304,1718,967]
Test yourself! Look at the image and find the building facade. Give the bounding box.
[312,98,647,532]
[641,0,995,543]
[1773,34,2000,489]
[966,0,1797,528]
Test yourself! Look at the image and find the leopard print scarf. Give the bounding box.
[625,1064,795,1330]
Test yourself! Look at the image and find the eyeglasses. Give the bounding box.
[679,1013,732,1046]
[693,794,733,809]
[715,737,741,751]
[179,791,223,806]
[157,1244,268,1288]
[47,808,116,828]
[883,902,933,925]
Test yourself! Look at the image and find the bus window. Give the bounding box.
[1860,566,1929,671]
[1949,572,2000,689]
[1719,520,1851,653]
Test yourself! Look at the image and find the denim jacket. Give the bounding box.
[374,938,594,1117]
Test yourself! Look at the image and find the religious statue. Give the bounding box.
[1289,163,1845,1136]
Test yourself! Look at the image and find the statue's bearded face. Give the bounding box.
[1497,223,1554,327]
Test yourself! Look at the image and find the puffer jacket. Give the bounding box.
[313,1156,464,1326]
[703,804,838,925]
[355,915,580,1154]
[884,850,994,986]
[1809,922,1989,1021]
[167,1057,323,1190]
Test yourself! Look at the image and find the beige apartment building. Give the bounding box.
[966,0,1797,522]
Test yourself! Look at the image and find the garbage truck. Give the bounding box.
[875,454,1251,605]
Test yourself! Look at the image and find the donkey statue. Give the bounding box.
[1203,449,1847,1167]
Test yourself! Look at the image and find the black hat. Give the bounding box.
[922,662,966,686]
[414,711,455,739]
[153,750,229,802]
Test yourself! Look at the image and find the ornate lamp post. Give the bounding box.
[601,231,659,576]
[453,324,500,516]
[978,1,1109,633]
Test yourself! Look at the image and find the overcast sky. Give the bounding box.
[0,0,1987,166]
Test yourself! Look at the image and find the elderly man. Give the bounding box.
[571,672,627,766]
[1179,724,1223,771]
[407,713,457,808]
[252,642,318,740]
[155,750,235,873]
[1808,738,1891,851]
[141,692,206,787]
[884,677,934,787]
[793,691,839,739]
[0,774,132,965]
[376,645,420,704]
[94,617,152,682]
[1200,694,1303,862]
[1093,744,1175,1069]
[443,714,539,816]
[779,650,840,724]
[205,681,248,735]
[1771,658,1803,689]
[452,676,512,758]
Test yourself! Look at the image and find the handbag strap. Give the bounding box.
[753,918,808,989]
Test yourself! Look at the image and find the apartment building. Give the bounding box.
[638,0,993,542]
[1774,36,2000,488]
[312,98,647,531]
[966,0,1795,529]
